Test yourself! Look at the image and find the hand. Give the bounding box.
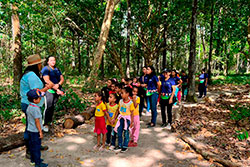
[162,93,165,96]
[129,123,133,128]
[53,84,59,90]
[56,89,64,95]
[133,95,137,100]
[169,98,173,104]
[39,131,43,139]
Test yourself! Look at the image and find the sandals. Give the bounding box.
[147,123,155,128]
[93,144,100,150]
[99,145,105,151]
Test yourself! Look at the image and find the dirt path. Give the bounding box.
[0,109,217,167]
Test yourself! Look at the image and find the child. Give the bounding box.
[132,77,139,87]
[93,91,108,151]
[114,87,134,153]
[101,79,112,103]
[109,82,116,95]
[128,86,140,147]
[26,89,48,167]
[106,93,119,150]
[115,83,122,104]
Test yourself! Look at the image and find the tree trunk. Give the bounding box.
[78,35,81,74]
[71,31,76,70]
[126,0,131,78]
[101,54,104,78]
[200,27,207,69]
[162,25,167,69]
[208,2,215,84]
[11,4,22,86]
[187,0,198,103]
[89,0,118,82]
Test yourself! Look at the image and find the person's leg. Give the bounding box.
[146,96,150,112]
[21,103,30,155]
[106,125,112,145]
[44,92,54,125]
[133,116,140,143]
[123,120,130,148]
[151,93,159,125]
[177,90,181,103]
[30,132,41,165]
[198,83,203,97]
[102,133,106,147]
[117,118,124,148]
[160,98,167,124]
[204,83,207,96]
[111,128,116,146]
[166,100,173,124]
[97,134,101,146]
[139,96,144,117]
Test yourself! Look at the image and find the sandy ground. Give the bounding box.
[0,104,217,167]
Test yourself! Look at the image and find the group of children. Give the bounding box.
[93,81,140,153]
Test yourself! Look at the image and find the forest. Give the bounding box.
[0,0,250,167]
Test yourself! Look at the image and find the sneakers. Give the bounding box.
[26,151,31,159]
[109,145,115,150]
[93,144,100,150]
[161,123,167,127]
[121,148,128,153]
[43,126,49,133]
[35,163,48,167]
[166,123,171,130]
[114,146,122,153]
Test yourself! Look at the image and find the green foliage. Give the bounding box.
[236,130,249,141]
[55,88,88,113]
[212,74,250,85]
[230,105,250,122]
[0,86,21,121]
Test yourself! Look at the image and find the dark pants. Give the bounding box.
[111,128,117,146]
[117,118,130,148]
[149,93,159,125]
[198,83,207,97]
[106,125,112,144]
[44,92,59,125]
[21,103,29,153]
[139,96,144,117]
[160,98,173,124]
[28,131,42,165]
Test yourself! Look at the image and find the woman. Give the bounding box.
[180,70,188,100]
[198,69,208,98]
[171,70,182,104]
[41,56,64,132]
[20,54,51,158]
[138,66,150,117]
[146,66,161,127]
[160,69,176,130]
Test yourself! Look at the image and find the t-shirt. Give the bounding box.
[147,75,159,91]
[199,73,208,80]
[95,101,107,117]
[139,75,149,84]
[26,103,43,133]
[161,78,176,94]
[132,96,140,116]
[20,71,44,107]
[159,74,165,82]
[180,75,188,83]
[118,99,135,116]
[106,103,119,127]
[41,66,62,84]
[171,76,181,85]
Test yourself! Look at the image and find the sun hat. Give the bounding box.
[162,68,171,73]
[27,89,43,100]
[25,54,45,66]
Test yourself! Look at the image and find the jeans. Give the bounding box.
[182,85,188,98]
[198,83,207,97]
[160,98,173,124]
[28,131,41,165]
[44,92,59,125]
[21,103,29,152]
[146,96,150,112]
[149,93,159,125]
[111,129,117,146]
[117,118,130,148]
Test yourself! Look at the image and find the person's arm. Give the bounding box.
[130,109,134,128]
[205,77,208,86]
[58,75,64,86]
[169,85,176,104]
[132,95,138,109]
[35,118,43,139]
[178,79,183,87]
[104,110,112,124]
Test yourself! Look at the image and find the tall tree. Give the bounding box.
[11,3,22,86]
[187,0,198,102]
[207,0,214,84]
[126,0,131,78]
[89,0,119,81]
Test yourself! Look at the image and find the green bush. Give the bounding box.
[212,74,250,85]
[230,105,250,122]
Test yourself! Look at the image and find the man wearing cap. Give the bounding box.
[20,54,51,158]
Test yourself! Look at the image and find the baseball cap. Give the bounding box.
[162,68,171,73]
[27,89,43,100]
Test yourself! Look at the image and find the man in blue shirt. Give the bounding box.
[198,68,208,98]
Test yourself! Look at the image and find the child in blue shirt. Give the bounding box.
[26,89,48,167]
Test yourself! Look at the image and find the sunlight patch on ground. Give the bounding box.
[163,144,176,152]
[140,128,152,135]
[174,151,197,160]
[66,144,79,151]
[63,136,86,144]
[158,135,176,145]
